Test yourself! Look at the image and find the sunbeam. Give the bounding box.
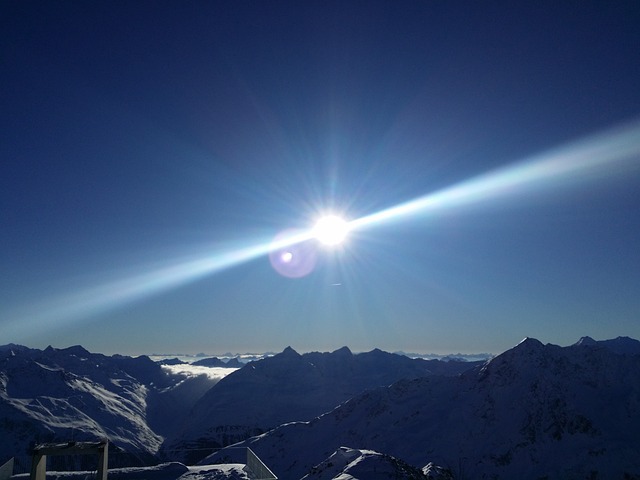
[350,120,640,232]
[4,120,640,341]
[4,230,313,340]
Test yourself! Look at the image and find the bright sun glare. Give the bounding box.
[312,215,350,246]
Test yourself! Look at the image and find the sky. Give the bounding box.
[2,1,640,356]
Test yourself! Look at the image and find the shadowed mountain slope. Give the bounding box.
[165,346,479,462]
[207,338,640,479]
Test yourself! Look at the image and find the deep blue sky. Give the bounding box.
[2,1,639,355]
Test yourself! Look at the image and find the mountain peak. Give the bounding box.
[366,348,388,357]
[602,336,640,355]
[301,447,431,480]
[516,337,544,349]
[574,336,597,346]
[332,346,352,356]
[0,343,30,355]
[478,337,546,380]
[60,345,92,358]
[281,346,300,357]
[192,357,225,367]
[572,336,640,355]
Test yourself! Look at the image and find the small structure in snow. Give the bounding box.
[30,441,108,480]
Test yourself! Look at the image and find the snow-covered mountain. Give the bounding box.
[5,338,638,479]
[0,344,218,469]
[300,447,439,480]
[164,346,480,463]
[573,335,640,355]
[0,342,477,472]
[207,337,640,479]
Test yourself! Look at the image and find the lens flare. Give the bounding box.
[269,230,317,278]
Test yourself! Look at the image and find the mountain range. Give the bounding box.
[0,344,217,471]
[204,336,640,479]
[163,346,480,463]
[2,336,640,479]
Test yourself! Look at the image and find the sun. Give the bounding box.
[312,215,350,246]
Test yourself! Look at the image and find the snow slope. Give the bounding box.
[0,345,219,468]
[11,462,251,480]
[208,337,640,479]
[300,447,438,480]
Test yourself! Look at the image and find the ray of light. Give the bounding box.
[4,120,640,341]
[350,120,640,231]
[4,230,313,339]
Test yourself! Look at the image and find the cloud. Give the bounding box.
[161,364,238,381]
